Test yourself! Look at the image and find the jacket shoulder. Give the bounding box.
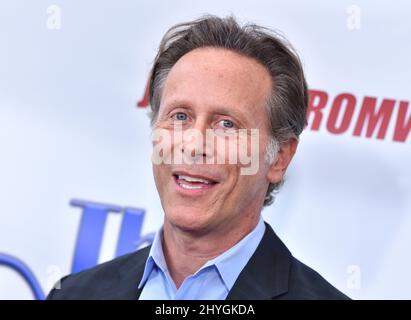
[47,246,150,300]
[285,257,350,300]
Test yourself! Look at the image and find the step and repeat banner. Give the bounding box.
[0,0,410,299]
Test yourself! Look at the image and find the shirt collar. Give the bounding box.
[138,226,167,289]
[138,216,266,291]
[202,216,265,290]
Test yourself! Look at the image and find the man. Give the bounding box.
[47,15,349,300]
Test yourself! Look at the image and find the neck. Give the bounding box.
[161,215,260,288]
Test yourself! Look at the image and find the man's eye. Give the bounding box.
[173,112,188,121]
[219,119,235,129]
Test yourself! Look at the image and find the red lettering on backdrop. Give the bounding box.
[327,93,356,134]
[307,90,328,131]
[137,82,150,108]
[393,101,411,142]
[353,97,395,139]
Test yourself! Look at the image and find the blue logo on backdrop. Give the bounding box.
[0,199,154,300]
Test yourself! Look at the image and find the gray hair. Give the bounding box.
[148,15,308,206]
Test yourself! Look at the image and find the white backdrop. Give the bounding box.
[0,0,410,299]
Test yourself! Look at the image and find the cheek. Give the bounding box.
[221,165,246,197]
[152,164,169,191]
[235,161,269,196]
[152,163,161,178]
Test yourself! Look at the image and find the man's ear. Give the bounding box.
[267,137,299,184]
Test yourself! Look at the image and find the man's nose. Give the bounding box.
[182,118,211,160]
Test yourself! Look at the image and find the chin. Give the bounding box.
[165,205,214,233]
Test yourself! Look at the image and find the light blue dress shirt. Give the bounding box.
[138,217,266,300]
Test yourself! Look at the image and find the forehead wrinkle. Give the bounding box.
[165,48,271,98]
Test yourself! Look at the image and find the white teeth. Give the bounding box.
[177,175,212,184]
[179,183,204,190]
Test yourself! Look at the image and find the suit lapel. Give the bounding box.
[109,245,150,300]
[226,222,292,300]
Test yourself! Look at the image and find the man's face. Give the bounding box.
[152,48,277,236]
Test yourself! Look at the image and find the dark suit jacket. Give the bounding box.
[47,223,349,300]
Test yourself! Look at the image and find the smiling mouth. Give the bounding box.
[172,173,218,191]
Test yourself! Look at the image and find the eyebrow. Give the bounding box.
[165,98,248,122]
